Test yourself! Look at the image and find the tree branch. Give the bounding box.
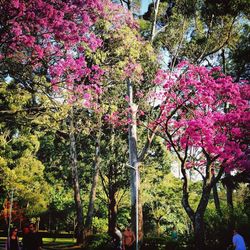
[197,16,237,64]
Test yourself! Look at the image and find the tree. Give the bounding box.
[153,62,250,249]
[98,128,129,234]
[140,0,250,70]
[0,80,53,219]
[86,7,159,246]
[0,0,105,87]
[0,0,136,244]
[228,24,250,81]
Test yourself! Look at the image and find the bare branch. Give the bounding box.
[194,167,205,181]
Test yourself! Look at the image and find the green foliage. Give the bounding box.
[201,0,250,18]
[243,186,250,222]
[40,182,75,232]
[204,203,250,249]
[0,0,249,243]
[142,168,188,236]
[85,233,112,250]
[0,132,51,215]
[0,80,58,217]
[228,23,250,81]
[92,217,108,233]
[141,0,249,69]
[199,183,250,249]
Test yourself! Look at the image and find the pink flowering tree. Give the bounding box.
[90,4,158,243]
[0,0,108,244]
[0,0,149,244]
[152,62,250,250]
[0,0,105,100]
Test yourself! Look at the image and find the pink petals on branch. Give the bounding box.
[1,0,106,103]
[154,62,250,171]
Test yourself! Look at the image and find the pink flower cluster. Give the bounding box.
[0,0,107,101]
[0,0,142,105]
[123,62,143,82]
[153,62,250,171]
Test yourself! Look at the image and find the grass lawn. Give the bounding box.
[42,237,79,250]
[43,237,76,244]
[0,236,78,250]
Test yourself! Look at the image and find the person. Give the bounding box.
[232,229,246,250]
[169,226,178,250]
[5,227,20,250]
[21,225,30,250]
[112,226,123,250]
[123,227,135,250]
[22,223,42,250]
[171,226,178,241]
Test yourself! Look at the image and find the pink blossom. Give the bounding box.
[12,0,20,8]
[153,62,250,172]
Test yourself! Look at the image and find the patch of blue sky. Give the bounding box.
[140,0,152,15]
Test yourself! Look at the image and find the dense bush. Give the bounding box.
[84,233,113,250]
[204,205,250,250]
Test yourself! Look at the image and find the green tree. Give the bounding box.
[140,0,250,69]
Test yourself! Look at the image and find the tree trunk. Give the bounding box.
[127,80,143,249]
[225,172,235,232]
[178,149,225,250]
[108,187,117,234]
[151,0,160,42]
[131,193,143,244]
[212,176,221,215]
[221,48,226,74]
[193,186,212,250]
[225,173,234,210]
[181,158,214,250]
[83,118,102,244]
[69,108,84,244]
[156,219,161,236]
[194,213,205,250]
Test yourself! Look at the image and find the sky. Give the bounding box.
[140,0,152,15]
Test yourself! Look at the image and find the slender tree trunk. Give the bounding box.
[83,116,102,244]
[127,80,143,249]
[151,0,160,42]
[37,218,40,231]
[225,172,235,233]
[108,186,117,234]
[155,218,161,236]
[225,173,234,210]
[131,192,143,244]
[69,108,84,244]
[180,155,224,250]
[107,126,118,235]
[193,186,212,250]
[191,155,214,250]
[212,175,221,215]
[213,184,221,214]
[221,48,226,74]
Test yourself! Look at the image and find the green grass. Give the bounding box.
[42,238,78,249]
[1,237,75,243]
[0,236,77,249]
[43,238,76,244]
